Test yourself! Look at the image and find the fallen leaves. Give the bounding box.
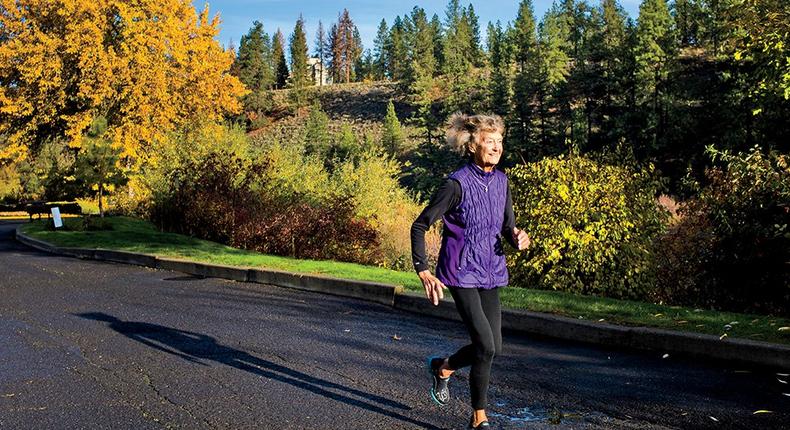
[392,334,401,341]
[719,333,728,340]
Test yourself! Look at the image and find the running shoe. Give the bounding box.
[426,355,450,406]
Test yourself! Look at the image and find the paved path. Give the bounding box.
[0,220,788,429]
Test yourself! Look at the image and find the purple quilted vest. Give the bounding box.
[435,163,509,289]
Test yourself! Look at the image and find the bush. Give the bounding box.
[655,146,790,314]
[232,193,382,265]
[150,151,381,265]
[333,150,427,270]
[508,155,669,299]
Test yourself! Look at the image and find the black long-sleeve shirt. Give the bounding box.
[410,178,518,274]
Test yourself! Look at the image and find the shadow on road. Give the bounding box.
[76,312,440,429]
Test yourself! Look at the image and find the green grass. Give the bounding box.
[20,216,790,346]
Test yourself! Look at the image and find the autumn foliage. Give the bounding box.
[0,0,247,166]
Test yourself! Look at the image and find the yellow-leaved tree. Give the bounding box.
[0,0,247,166]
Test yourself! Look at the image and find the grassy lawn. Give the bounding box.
[19,216,790,346]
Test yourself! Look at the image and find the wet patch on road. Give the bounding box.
[489,398,611,428]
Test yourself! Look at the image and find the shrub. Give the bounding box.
[149,150,381,265]
[508,155,669,299]
[150,152,261,243]
[333,150,428,270]
[655,146,790,314]
[232,193,382,265]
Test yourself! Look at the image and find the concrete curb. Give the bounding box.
[14,225,790,370]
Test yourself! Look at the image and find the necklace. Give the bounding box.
[470,173,495,192]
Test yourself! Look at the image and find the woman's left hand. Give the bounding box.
[513,227,530,251]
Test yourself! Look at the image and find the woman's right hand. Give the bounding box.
[418,270,447,306]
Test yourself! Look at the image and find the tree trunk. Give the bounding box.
[98,184,104,218]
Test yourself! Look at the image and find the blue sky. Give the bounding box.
[199,1,642,53]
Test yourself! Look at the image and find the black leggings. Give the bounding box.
[447,286,502,410]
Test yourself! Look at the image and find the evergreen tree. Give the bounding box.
[442,0,475,114]
[386,16,409,81]
[535,6,571,150]
[273,29,289,89]
[314,20,327,86]
[429,14,445,75]
[465,3,483,66]
[329,123,358,169]
[237,21,273,91]
[487,21,511,118]
[304,100,331,158]
[408,14,437,147]
[352,25,364,81]
[511,0,539,150]
[354,49,374,82]
[599,0,630,146]
[373,19,390,80]
[674,0,704,47]
[289,15,312,109]
[382,100,406,155]
[408,7,436,82]
[634,0,676,153]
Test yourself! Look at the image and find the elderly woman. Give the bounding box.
[410,113,530,429]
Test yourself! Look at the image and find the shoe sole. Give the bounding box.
[426,355,447,407]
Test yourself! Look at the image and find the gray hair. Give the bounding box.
[445,112,505,156]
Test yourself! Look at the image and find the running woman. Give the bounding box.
[410,113,530,429]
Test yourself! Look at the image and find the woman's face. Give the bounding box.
[472,131,503,168]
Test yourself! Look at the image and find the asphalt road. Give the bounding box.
[1,220,788,429]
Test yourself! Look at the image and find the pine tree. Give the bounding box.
[289,15,312,110]
[354,49,374,82]
[273,29,289,89]
[535,6,571,150]
[351,25,364,81]
[314,20,327,86]
[600,0,630,145]
[237,21,273,91]
[465,3,483,66]
[304,100,330,158]
[373,19,390,80]
[442,0,475,114]
[634,0,676,153]
[329,123,358,169]
[329,9,360,84]
[382,100,406,156]
[511,0,539,149]
[408,7,436,83]
[674,0,701,47]
[487,21,511,118]
[386,16,409,81]
[429,14,445,75]
[407,9,438,143]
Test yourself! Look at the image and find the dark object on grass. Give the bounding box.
[25,201,82,221]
